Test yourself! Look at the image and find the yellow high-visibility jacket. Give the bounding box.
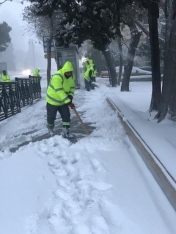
[33,68,40,77]
[46,61,75,106]
[92,66,97,77]
[88,60,97,77]
[83,62,87,72]
[0,73,11,82]
[84,66,93,81]
[89,59,93,66]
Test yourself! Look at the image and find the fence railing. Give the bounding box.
[0,76,41,122]
[29,75,41,100]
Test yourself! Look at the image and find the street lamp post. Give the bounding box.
[31,40,35,68]
[29,40,36,69]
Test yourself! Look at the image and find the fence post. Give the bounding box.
[15,78,21,113]
[29,75,41,99]
[2,84,8,118]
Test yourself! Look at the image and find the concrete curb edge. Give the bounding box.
[106,97,176,212]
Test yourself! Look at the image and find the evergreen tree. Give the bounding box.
[0,43,16,71]
[85,45,107,75]
[29,0,133,87]
[23,2,59,84]
[0,21,11,52]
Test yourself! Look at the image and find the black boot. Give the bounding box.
[48,128,54,136]
[61,127,74,138]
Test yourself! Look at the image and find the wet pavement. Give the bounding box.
[1,87,96,153]
[10,111,95,153]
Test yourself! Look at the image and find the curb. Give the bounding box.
[106,97,176,212]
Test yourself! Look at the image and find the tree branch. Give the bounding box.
[134,19,165,46]
[0,0,8,4]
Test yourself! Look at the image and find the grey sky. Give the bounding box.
[0,1,52,69]
[0,1,32,50]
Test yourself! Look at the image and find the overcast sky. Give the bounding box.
[0,1,34,51]
[0,1,57,70]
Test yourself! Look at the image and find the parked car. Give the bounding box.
[139,66,164,74]
[100,66,151,78]
[139,66,152,71]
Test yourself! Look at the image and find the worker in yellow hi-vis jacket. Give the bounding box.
[0,70,11,82]
[46,61,75,138]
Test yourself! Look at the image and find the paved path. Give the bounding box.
[10,112,95,152]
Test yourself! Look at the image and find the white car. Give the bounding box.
[101,66,151,78]
[22,69,31,76]
[116,66,152,75]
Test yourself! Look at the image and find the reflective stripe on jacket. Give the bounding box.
[46,61,75,106]
[0,74,11,82]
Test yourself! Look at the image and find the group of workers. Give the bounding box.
[83,59,97,91]
[0,68,41,82]
[46,61,75,138]
[1,59,97,139]
[46,58,97,138]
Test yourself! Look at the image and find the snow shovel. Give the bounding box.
[73,106,90,135]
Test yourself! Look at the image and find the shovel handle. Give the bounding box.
[73,107,90,135]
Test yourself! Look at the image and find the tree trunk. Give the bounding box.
[117,37,123,86]
[47,38,52,86]
[134,19,165,46]
[107,68,112,86]
[156,0,176,122]
[102,49,117,87]
[47,16,53,86]
[121,25,142,91]
[148,6,161,112]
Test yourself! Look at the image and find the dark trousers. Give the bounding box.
[91,77,96,82]
[47,103,70,128]
[85,79,91,91]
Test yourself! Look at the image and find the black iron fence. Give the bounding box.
[0,76,41,122]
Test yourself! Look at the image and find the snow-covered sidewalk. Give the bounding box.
[0,78,176,234]
[108,81,176,185]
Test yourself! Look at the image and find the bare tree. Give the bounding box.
[121,23,142,91]
[23,6,60,85]
[134,19,165,46]
[22,6,51,41]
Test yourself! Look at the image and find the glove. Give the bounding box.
[68,102,75,109]
[68,95,73,101]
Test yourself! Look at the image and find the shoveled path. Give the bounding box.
[10,112,95,153]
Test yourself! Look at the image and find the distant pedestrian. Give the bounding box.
[84,62,93,91]
[91,64,97,82]
[33,68,42,83]
[0,70,11,82]
[46,61,75,138]
[33,68,41,77]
